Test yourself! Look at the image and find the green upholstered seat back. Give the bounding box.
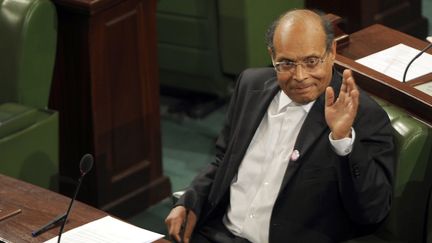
[426,176,432,243]
[157,0,303,97]
[372,98,432,243]
[0,0,58,191]
[0,0,57,108]
[345,99,432,243]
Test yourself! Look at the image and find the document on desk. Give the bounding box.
[356,43,432,82]
[43,216,164,243]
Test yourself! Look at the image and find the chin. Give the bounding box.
[292,95,315,104]
[293,98,311,104]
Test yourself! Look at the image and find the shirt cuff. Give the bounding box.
[329,127,355,156]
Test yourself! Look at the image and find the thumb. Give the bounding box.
[325,86,334,107]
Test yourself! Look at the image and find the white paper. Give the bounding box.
[356,43,432,82]
[43,216,164,243]
[415,81,432,95]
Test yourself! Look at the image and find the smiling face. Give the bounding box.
[270,11,336,104]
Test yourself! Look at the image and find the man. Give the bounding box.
[166,9,395,243]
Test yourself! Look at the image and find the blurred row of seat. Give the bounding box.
[0,0,58,190]
[156,0,303,117]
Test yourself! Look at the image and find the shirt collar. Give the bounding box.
[277,91,315,113]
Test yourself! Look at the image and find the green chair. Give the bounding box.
[157,0,303,117]
[0,0,59,191]
[425,184,432,243]
[157,0,304,97]
[345,98,432,243]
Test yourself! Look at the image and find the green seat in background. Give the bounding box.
[157,0,304,98]
[345,98,432,243]
[0,0,58,191]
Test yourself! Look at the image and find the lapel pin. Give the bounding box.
[290,149,300,161]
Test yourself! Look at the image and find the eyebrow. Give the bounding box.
[276,54,321,62]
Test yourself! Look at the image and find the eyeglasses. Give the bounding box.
[272,51,328,73]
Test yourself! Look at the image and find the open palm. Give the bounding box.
[325,69,359,140]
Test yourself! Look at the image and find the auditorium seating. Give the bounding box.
[156,0,303,117]
[0,0,59,190]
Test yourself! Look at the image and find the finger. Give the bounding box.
[345,76,358,101]
[345,70,357,94]
[343,69,352,81]
[165,208,186,243]
[340,79,347,94]
[167,219,182,242]
[350,89,360,110]
[337,88,346,104]
[183,211,197,243]
[325,87,335,107]
[341,69,352,93]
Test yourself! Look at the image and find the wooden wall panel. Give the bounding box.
[50,0,171,217]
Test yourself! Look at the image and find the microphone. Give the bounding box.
[31,154,94,238]
[56,153,94,243]
[179,190,197,243]
[402,36,432,82]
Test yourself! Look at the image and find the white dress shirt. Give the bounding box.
[223,91,355,243]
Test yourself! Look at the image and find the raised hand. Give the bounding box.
[325,69,359,139]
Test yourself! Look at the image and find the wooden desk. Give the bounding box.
[306,0,428,38]
[0,174,169,243]
[335,24,432,125]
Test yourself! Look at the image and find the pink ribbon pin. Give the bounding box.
[290,149,300,161]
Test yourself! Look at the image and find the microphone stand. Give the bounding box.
[56,174,86,243]
[57,153,93,243]
[31,153,93,242]
[31,213,66,237]
[402,40,432,82]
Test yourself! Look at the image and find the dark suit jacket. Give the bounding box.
[177,68,395,243]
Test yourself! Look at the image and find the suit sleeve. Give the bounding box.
[337,94,395,225]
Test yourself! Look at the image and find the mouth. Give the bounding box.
[293,84,313,93]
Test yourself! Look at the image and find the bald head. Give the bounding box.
[265,9,334,55]
[280,9,323,28]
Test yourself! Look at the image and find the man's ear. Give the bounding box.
[330,41,336,60]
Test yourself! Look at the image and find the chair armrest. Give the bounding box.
[0,103,37,138]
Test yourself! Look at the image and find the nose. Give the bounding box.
[292,64,307,81]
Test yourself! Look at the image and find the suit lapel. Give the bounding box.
[279,69,342,191]
[294,98,328,159]
[279,96,328,191]
[228,78,280,174]
[217,77,279,202]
